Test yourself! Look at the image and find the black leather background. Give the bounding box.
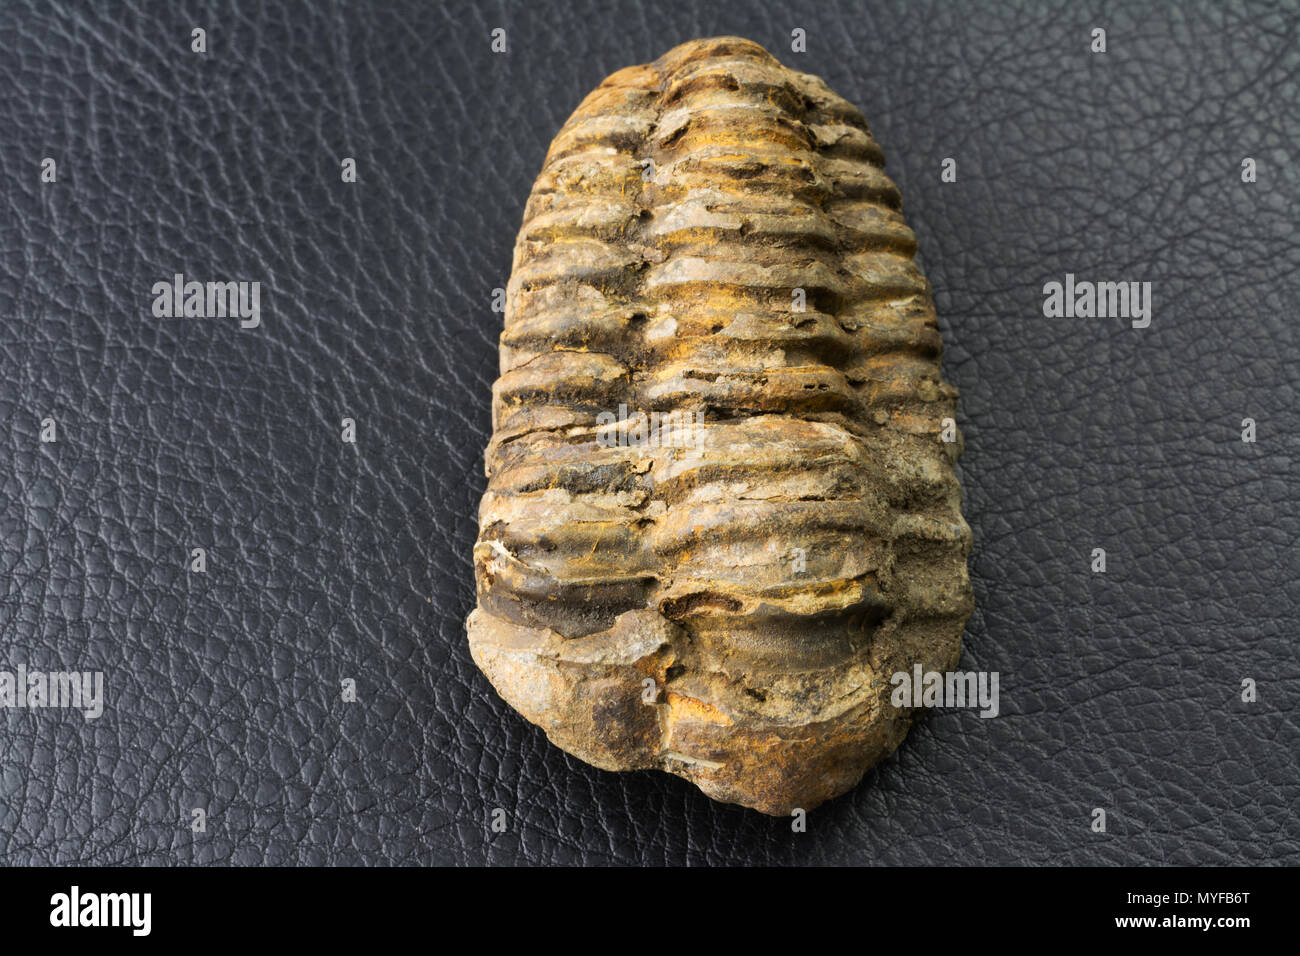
[1,0,1296,866]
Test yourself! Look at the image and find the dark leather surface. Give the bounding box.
[1,0,1295,866]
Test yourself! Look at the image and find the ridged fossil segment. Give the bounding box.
[468,37,973,815]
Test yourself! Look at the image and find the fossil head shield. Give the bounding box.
[467,37,973,815]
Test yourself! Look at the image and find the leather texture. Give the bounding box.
[1,0,1295,866]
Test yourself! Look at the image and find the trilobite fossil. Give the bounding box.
[468,36,973,815]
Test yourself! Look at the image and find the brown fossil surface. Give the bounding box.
[468,36,973,815]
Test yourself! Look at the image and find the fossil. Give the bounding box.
[468,36,973,815]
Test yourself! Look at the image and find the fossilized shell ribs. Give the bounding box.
[468,37,973,815]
